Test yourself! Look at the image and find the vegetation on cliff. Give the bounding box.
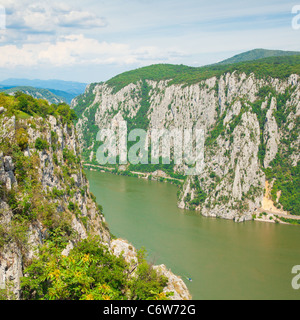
[21,236,170,301]
[0,93,173,300]
[0,91,77,124]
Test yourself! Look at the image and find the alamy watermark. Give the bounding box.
[0,6,6,30]
[292,266,300,290]
[96,122,205,176]
[292,5,300,30]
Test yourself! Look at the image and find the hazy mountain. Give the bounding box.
[0,86,66,105]
[45,89,77,104]
[0,79,87,96]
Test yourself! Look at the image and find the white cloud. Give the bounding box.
[0,0,298,82]
[2,1,107,34]
[57,10,107,28]
[0,34,186,68]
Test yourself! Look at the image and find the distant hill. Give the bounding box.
[45,89,76,104]
[0,86,15,91]
[0,79,87,96]
[217,49,300,65]
[104,54,300,93]
[0,86,66,105]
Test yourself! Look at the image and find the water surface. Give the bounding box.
[86,170,300,300]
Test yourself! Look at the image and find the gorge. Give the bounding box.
[73,55,300,224]
[1,51,300,301]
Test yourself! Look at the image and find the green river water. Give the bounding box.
[86,170,300,300]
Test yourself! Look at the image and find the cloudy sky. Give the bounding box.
[0,0,299,83]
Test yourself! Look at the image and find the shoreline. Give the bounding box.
[83,162,184,186]
[83,163,300,226]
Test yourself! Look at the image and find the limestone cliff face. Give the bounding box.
[73,72,300,221]
[0,114,110,299]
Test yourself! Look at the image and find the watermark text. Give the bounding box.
[292,265,300,290]
[96,121,205,176]
[292,5,300,30]
[0,6,5,30]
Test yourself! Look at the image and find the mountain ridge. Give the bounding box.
[217,48,300,65]
[0,78,88,96]
[0,86,67,105]
[100,53,300,94]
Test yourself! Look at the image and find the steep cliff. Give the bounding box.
[0,108,109,298]
[72,57,300,223]
[0,94,190,300]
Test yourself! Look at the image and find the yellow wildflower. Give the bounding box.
[155,292,167,300]
[102,284,110,291]
[49,269,60,280]
[83,254,90,263]
[85,294,94,300]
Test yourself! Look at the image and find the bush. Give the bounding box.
[63,148,78,167]
[51,187,65,199]
[15,128,29,151]
[35,138,49,151]
[68,202,75,212]
[21,237,171,301]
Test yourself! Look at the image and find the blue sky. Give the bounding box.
[0,0,299,83]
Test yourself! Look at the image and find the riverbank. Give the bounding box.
[83,162,184,186]
[83,163,300,226]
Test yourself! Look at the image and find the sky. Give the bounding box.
[0,0,299,83]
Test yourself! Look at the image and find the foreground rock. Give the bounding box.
[111,239,192,300]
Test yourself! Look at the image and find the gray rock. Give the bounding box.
[4,156,14,172]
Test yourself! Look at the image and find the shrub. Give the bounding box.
[51,187,65,199]
[15,128,29,151]
[63,148,78,167]
[35,138,49,151]
[68,202,75,212]
[20,237,171,301]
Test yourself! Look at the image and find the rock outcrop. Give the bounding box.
[111,239,191,300]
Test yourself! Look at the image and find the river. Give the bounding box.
[86,170,300,300]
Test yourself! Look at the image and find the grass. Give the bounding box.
[16,111,32,120]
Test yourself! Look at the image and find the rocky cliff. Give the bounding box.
[0,111,109,298]
[0,98,190,300]
[73,62,300,223]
